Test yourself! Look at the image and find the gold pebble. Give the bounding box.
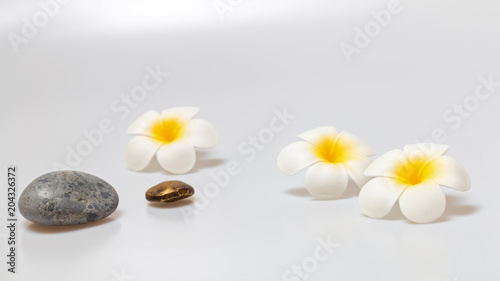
[145,180,195,202]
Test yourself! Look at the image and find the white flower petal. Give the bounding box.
[277,141,322,176]
[403,143,449,164]
[365,149,405,178]
[305,162,348,199]
[399,181,446,223]
[297,126,338,145]
[359,177,407,218]
[156,141,196,174]
[161,106,200,120]
[126,110,160,137]
[185,119,219,148]
[343,157,372,188]
[429,156,471,191]
[125,136,163,171]
[335,131,377,156]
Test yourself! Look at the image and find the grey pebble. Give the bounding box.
[19,171,119,226]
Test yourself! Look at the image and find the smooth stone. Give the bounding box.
[19,171,119,226]
[146,180,194,202]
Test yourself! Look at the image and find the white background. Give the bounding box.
[1,0,500,280]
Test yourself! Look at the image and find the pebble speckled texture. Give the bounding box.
[146,180,194,202]
[19,171,119,226]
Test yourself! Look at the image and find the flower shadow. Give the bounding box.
[285,187,311,198]
[436,194,479,223]
[382,202,406,221]
[190,150,227,172]
[285,180,360,200]
[24,209,122,233]
[338,180,360,200]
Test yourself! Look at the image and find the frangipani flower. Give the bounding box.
[125,107,218,174]
[359,143,471,223]
[277,126,376,199]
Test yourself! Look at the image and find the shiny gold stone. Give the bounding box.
[145,180,195,202]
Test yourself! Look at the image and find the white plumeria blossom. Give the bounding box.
[359,143,471,223]
[277,126,376,199]
[125,107,218,174]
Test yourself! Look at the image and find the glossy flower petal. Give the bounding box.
[365,149,406,178]
[125,136,162,171]
[156,141,196,174]
[343,157,372,188]
[126,110,161,137]
[426,156,471,191]
[185,119,219,148]
[403,143,449,164]
[305,162,348,199]
[399,180,446,223]
[359,177,407,218]
[277,141,322,176]
[335,131,377,157]
[298,126,338,145]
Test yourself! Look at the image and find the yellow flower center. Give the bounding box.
[394,157,437,186]
[151,118,185,143]
[313,136,358,163]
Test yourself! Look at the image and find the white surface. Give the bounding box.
[1,1,500,280]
